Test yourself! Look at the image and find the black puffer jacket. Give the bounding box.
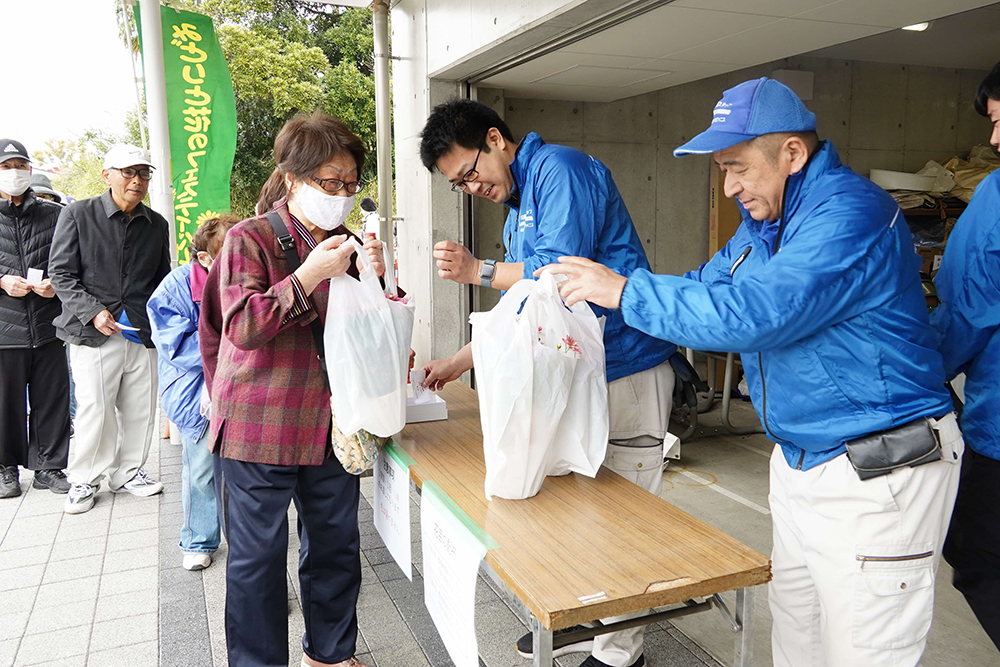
[0,190,63,349]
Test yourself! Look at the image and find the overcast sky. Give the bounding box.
[0,0,138,162]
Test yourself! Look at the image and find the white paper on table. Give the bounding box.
[421,482,495,667]
[408,369,434,405]
[25,268,43,286]
[373,444,412,581]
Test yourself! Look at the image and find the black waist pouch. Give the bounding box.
[845,417,942,481]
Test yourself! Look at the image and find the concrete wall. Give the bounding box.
[489,56,994,277]
[424,0,575,75]
[392,0,469,369]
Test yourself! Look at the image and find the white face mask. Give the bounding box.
[0,169,31,197]
[294,182,355,231]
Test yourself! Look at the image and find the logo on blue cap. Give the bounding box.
[674,78,816,157]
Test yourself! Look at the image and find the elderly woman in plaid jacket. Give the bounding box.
[209,112,384,667]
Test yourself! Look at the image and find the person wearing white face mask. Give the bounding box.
[0,138,72,499]
[210,111,391,667]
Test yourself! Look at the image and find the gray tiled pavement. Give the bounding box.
[0,424,731,667]
[0,439,163,667]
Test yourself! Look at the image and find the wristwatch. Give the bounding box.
[479,259,497,287]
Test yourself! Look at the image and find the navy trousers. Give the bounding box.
[944,447,1000,651]
[221,452,361,667]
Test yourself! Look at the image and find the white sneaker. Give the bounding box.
[64,483,96,514]
[182,553,212,571]
[113,469,163,497]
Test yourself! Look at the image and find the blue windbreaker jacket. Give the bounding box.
[931,170,1000,460]
[147,261,207,443]
[620,141,952,470]
[504,132,674,382]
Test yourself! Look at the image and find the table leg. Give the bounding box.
[532,616,553,667]
[734,587,756,667]
[701,356,718,414]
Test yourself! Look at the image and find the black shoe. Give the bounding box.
[0,465,21,499]
[579,654,644,667]
[516,625,595,658]
[33,469,71,494]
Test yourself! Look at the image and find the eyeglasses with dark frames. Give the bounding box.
[113,167,153,181]
[451,135,488,193]
[311,176,365,195]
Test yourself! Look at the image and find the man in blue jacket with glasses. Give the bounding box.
[545,78,963,667]
[420,98,677,667]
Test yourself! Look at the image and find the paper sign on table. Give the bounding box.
[421,482,498,667]
[25,268,43,286]
[373,442,415,581]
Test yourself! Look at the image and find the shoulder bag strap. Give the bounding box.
[265,211,330,391]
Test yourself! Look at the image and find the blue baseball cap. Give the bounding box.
[674,78,816,157]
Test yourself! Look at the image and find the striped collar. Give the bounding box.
[288,211,319,250]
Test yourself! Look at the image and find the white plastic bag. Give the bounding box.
[470,271,609,500]
[325,238,414,438]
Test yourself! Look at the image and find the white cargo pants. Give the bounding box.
[768,413,963,667]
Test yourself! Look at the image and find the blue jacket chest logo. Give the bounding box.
[518,208,535,231]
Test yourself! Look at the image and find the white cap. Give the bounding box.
[103,144,154,170]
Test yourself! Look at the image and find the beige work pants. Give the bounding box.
[66,336,158,489]
[592,360,675,667]
[769,413,963,667]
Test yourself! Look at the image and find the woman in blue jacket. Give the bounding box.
[932,61,1000,650]
[148,216,236,570]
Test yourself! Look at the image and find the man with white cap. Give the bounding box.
[541,78,963,666]
[50,143,170,514]
[0,138,71,499]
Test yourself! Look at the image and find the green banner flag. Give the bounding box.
[138,6,237,263]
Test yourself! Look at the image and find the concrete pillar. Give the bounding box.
[137,0,177,266]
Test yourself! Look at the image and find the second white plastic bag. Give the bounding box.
[325,238,414,438]
[470,271,609,500]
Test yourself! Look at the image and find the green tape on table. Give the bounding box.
[384,440,416,469]
[423,481,499,552]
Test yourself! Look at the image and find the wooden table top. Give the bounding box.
[396,383,771,630]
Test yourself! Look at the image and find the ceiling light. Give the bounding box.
[902,21,932,31]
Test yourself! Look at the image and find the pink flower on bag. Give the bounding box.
[557,334,582,357]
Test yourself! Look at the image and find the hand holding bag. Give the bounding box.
[470,271,608,500]
[325,238,415,439]
[266,214,404,475]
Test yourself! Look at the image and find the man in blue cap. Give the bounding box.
[542,78,963,666]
